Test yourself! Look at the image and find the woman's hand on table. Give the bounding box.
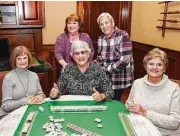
[127,103,147,116]
[28,94,45,104]
[49,83,59,99]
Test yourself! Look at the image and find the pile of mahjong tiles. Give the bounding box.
[21,111,36,134]
[42,116,102,136]
[51,105,107,112]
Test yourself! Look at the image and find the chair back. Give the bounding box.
[0,71,8,106]
[170,79,180,87]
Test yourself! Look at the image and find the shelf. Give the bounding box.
[160,11,180,14]
[156,26,180,30]
[0,2,15,5]
[158,1,173,4]
[157,1,180,37]
[0,24,43,29]
[158,19,180,23]
[1,12,16,16]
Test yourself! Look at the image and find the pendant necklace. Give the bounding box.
[70,34,79,43]
[15,69,29,97]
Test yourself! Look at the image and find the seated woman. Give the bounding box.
[126,48,180,136]
[0,46,45,118]
[50,40,114,102]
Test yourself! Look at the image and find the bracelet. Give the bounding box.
[40,94,46,98]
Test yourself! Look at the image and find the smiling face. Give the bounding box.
[67,20,79,35]
[146,57,165,81]
[99,16,114,37]
[72,49,90,69]
[16,53,29,69]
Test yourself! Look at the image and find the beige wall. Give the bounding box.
[131,1,180,51]
[42,1,76,45]
[43,1,180,51]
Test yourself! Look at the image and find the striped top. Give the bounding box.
[95,27,134,89]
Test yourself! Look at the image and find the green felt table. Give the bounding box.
[14,100,129,136]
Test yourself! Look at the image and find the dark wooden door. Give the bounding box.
[77,1,132,58]
[17,1,44,25]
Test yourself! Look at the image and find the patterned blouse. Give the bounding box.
[56,62,114,99]
[95,26,134,90]
[54,32,94,63]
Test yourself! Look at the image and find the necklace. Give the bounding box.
[69,33,79,43]
[15,69,29,97]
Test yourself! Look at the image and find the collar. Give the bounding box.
[143,74,168,90]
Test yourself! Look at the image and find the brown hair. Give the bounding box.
[64,13,84,33]
[9,46,33,68]
[143,48,169,70]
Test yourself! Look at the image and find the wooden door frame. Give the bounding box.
[77,1,132,36]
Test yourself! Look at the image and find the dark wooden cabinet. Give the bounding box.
[0,1,44,28]
[17,1,44,25]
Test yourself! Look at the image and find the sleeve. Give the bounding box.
[1,77,27,112]
[125,82,135,104]
[96,65,114,99]
[83,33,94,60]
[56,67,69,96]
[107,31,133,73]
[35,74,44,96]
[146,85,180,130]
[54,34,65,62]
[94,38,103,66]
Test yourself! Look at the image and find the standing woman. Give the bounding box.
[0,46,45,118]
[126,48,180,136]
[95,12,134,101]
[55,13,94,73]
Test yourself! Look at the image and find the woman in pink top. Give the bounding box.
[54,13,94,73]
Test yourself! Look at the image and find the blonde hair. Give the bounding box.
[143,48,169,70]
[97,12,115,27]
[70,40,91,56]
[9,46,32,68]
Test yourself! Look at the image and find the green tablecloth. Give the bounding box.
[15,100,129,136]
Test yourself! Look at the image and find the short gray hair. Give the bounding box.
[70,40,91,56]
[97,12,115,26]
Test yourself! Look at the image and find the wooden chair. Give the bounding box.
[120,86,131,103]
[170,79,180,87]
[0,71,8,107]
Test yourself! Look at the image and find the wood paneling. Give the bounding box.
[133,41,180,80]
[38,72,49,97]
[77,1,132,37]
[0,29,42,54]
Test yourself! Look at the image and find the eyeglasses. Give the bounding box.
[73,51,88,56]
